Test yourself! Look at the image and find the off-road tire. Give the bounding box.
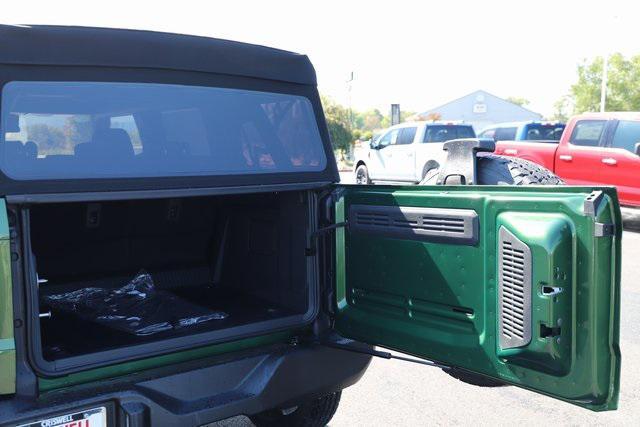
[423,154,562,387]
[355,164,371,184]
[250,391,342,427]
[421,154,564,185]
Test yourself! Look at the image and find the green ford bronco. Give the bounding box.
[0,25,621,426]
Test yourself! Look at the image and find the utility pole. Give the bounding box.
[600,54,608,113]
[600,14,618,113]
[346,71,354,129]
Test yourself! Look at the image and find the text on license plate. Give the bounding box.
[18,407,107,427]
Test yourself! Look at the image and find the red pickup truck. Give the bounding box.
[495,112,640,207]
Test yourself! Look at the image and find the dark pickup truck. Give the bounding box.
[0,25,622,427]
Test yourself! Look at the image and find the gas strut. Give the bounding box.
[320,337,448,369]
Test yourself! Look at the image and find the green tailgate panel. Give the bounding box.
[334,185,621,411]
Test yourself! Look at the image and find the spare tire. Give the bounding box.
[422,154,563,387]
[421,154,564,186]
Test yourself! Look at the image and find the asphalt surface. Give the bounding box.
[215,173,640,426]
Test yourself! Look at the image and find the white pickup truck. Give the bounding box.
[353,121,476,184]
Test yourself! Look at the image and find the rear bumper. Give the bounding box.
[0,343,371,426]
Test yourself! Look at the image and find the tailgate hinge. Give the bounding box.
[306,221,348,256]
[584,191,604,217]
[595,222,615,237]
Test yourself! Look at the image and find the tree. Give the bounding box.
[506,96,530,107]
[320,95,353,153]
[549,95,573,122]
[355,109,384,132]
[424,112,442,121]
[570,53,640,113]
[380,109,416,128]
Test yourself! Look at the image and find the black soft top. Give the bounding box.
[0,24,317,85]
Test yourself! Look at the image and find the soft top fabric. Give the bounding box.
[0,25,317,85]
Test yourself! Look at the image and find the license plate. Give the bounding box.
[18,407,107,427]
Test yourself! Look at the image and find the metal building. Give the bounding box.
[413,90,543,132]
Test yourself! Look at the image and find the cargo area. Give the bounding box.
[24,191,313,366]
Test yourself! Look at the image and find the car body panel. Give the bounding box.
[1,342,371,427]
[38,331,294,392]
[494,140,557,170]
[334,184,621,411]
[0,199,14,395]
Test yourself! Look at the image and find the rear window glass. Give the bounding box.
[569,120,606,147]
[611,120,640,153]
[478,129,496,140]
[397,127,417,145]
[523,124,565,141]
[494,127,518,141]
[0,82,327,180]
[423,125,475,142]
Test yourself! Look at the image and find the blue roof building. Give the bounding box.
[414,90,543,132]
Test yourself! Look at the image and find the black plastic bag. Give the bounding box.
[44,271,228,336]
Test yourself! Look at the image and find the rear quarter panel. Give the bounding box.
[415,142,448,181]
[494,141,557,170]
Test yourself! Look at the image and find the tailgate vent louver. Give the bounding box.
[498,227,532,349]
[349,205,478,245]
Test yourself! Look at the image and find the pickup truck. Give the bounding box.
[495,112,640,207]
[353,121,476,184]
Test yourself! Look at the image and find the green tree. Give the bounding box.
[380,109,416,129]
[320,95,353,153]
[355,109,384,132]
[506,96,530,107]
[549,95,573,122]
[570,53,640,113]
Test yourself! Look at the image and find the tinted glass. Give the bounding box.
[423,125,475,142]
[0,82,327,180]
[523,124,565,142]
[494,127,518,141]
[478,129,496,140]
[377,129,399,147]
[569,120,606,147]
[397,127,417,145]
[611,120,640,154]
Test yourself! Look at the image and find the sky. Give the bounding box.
[1,0,638,117]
